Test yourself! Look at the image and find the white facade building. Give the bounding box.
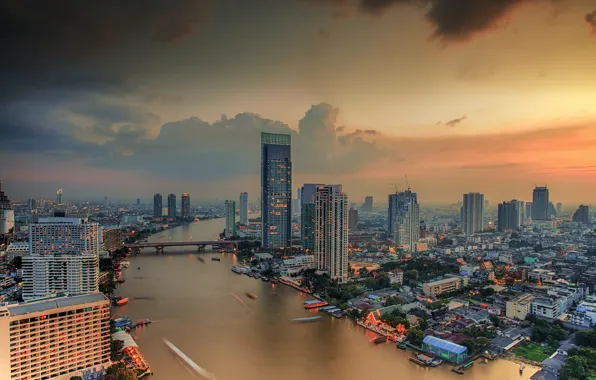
[531,297,562,319]
[224,200,236,238]
[0,209,14,236]
[0,293,111,380]
[314,185,348,283]
[5,242,29,261]
[29,217,100,256]
[239,192,248,225]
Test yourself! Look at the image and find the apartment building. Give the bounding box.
[505,293,534,320]
[423,276,468,297]
[531,297,563,319]
[0,293,111,380]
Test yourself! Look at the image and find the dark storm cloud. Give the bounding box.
[445,115,467,127]
[587,10,596,31]
[306,0,556,41]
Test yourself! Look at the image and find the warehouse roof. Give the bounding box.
[423,335,467,354]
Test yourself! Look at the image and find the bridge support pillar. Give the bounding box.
[197,245,205,252]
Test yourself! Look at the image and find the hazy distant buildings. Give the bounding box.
[181,193,190,220]
[0,183,14,238]
[497,200,522,232]
[168,193,176,219]
[24,217,100,300]
[28,197,36,210]
[388,190,419,252]
[225,200,236,239]
[362,196,373,213]
[314,185,348,283]
[573,205,590,225]
[153,193,163,218]
[531,186,549,221]
[556,202,563,215]
[239,192,248,225]
[261,132,292,249]
[0,293,111,380]
[136,198,141,206]
[462,193,484,235]
[525,202,533,222]
[300,184,322,253]
[348,207,358,231]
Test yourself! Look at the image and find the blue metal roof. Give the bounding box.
[423,335,467,354]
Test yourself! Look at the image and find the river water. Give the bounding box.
[116,219,538,380]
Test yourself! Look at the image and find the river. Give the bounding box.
[116,219,538,380]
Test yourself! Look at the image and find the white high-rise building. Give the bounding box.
[0,293,111,380]
[225,200,236,238]
[23,217,100,301]
[395,202,420,252]
[462,193,485,235]
[314,185,348,283]
[239,192,248,225]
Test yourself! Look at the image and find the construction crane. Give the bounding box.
[404,175,411,192]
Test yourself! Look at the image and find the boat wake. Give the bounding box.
[231,293,245,305]
[163,339,217,380]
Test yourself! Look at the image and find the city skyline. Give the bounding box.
[2,1,596,203]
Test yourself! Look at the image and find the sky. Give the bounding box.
[1,0,596,205]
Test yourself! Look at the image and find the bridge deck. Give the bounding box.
[125,240,251,248]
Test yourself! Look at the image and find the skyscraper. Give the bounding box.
[572,205,590,225]
[525,202,533,222]
[225,200,236,238]
[556,202,563,215]
[314,185,348,283]
[497,200,522,232]
[28,197,36,210]
[153,193,163,218]
[362,196,373,213]
[301,184,322,253]
[168,193,176,218]
[462,193,485,235]
[0,183,14,238]
[531,186,549,220]
[239,192,248,225]
[348,207,359,231]
[56,188,63,205]
[261,132,292,249]
[181,193,191,220]
[388,190,419,252]
[136,198,141,206]
[23,216,100,300]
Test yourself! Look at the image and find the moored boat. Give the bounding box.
[332,311,344,318]
[116,297,129,306]
[261,277,269,282]
[397,342,407,350]
[304,300,328,309]
[245,292,257,299]
[374,336,387,344]
[211,257,221,262]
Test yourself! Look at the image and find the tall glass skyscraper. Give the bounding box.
[300,184,322,252]
[261,132,292,249]
[387,190,419,252]
[532,186,549,220]
[181,193,191,220]
[153,193,163,218]
[168,193,176,218]
[239,192,248,225]
[462,192,484,235]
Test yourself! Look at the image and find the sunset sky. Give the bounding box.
[1,0,596,204]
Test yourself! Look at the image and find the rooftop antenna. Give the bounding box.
[392,183,398,194]
[404,175,411,192]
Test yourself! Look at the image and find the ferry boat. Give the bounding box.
[519,364,525,374]
[211,257,221,262]
[245,292,257,299]
[114,316,132,327]
[304,300,329,309]
[332,311,344,318]
[261,277,269,282]
[136,319,152,326]
[116,297,129,306]
[374,336,387,344]
[291,316,322,323]
[270,278,279,284]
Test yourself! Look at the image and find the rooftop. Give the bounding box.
[3,293,108,317]
[423,335,467,354]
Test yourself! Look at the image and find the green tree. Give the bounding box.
[99,258,113,272]
[105,362,137,380]
[560,355,590,380]
[407,328,424,347]
[418,318,428,331]
[110,339,124,361]
[385,296,405,307]
[11,256,23,270]
[70,377,83,380]
[359,267,370,277]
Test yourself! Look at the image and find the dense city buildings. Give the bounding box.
[225,200,236,239]
[362,196,373,213]
[260,132,292,249]
[181,193,190,220]
[573,205,590,225]
[525,202,532,223]
[239,192,248,225]
[153,193,163,218]
[462,192,484,235]
[168,193,176,219]
[0,293,111,380]
[24,216,100,300]
[0,183,14,241]
[531,186,550,221]
[300,184,322,253]
[314,185,348,283]
[101,228,121,251]
[497,200,522,232]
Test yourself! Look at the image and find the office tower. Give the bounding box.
[348,207,359,231]
[0,293,111,379]
[56,188,63,205]
[239,192,248,225]
[168,193,176,219]
[261,132,292,249]
[225,200,236,238]
[0,183,14,237]
[181,193,191,220]
[314,185,348,283]
[153,193,163,218]
[388,190,420,252]
[104,196,109,208]
[462,193,485,235]
[573,205,590,225]
[484,200,489,209]
[28,197,36,210]
[23,216,100,300]
[525,202,533,222]
[497,200,522,232]
[515,200,526,224]
[556,202,563,215]
[531,186,549,220]
[101,227,121,251]
[419,220,427,239]
[362,196,373,213]
[301,184,322,252]
[136,198,141,206]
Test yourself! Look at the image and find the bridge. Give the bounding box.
[124,240,255,254]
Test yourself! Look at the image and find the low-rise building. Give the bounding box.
[423,276,468,297]
[389,269,403,285]
[506,293,534,320]
[531,297,562,319]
